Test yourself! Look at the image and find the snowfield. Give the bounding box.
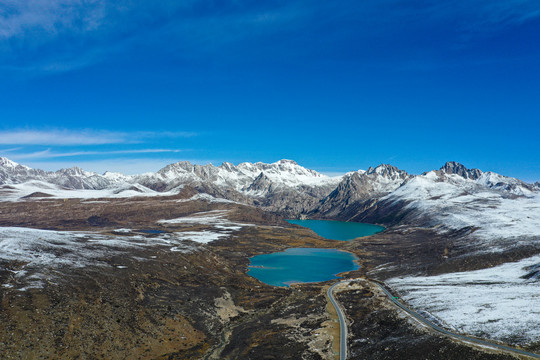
[158,210,254,231]
[0,225,238,290]
[174,193,244,204]
[384,171,540,251]
[387,254,540,344]
[2,158,538,251]
[0,181,182,201]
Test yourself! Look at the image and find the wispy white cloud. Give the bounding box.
[0,0,106,39]
[7,148,184,160]
[2,0,540,75]
[0,147,22,152]
[0,129,196,145]
[0,1,308,74]
[0,129,126,145]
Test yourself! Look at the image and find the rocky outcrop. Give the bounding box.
[246,172,274,194]
[438,161,482,180]
[309,164,410,220]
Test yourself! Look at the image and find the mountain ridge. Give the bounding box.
[1,157,537,200]
[1,156,539,267]
[1,157,538,229]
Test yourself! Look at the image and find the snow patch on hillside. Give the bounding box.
[175,193,242,204]
[158,210,229,223]
[158,210,253,231]
[0,181,181,201]
[0,226,229,290]
[387,254,540,344]
[384,172,540,247]
[171,231,229,244]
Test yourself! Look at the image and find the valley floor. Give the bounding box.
[0,194,538,359]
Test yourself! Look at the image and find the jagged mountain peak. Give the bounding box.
[412,164,537,198]
[56,166,93,176]
[476,171,537,196]
[1,156,536,208]
[366,164,408,178]
[103,171,123,176]
[0,157,29,170]
[234,160,327,181]
[102,171,128,183]
[314,164,411,218]
[156,159,326,181]
[239,159,304,169]
[157,161,217,179]
[219,162,236,171]
[160,160,197,172]
[171,160,193,167]
[274,159,299,166]
[439,161,482,180]
[272,159,321,176]
[246,172,274,194]
[254,172,271,180]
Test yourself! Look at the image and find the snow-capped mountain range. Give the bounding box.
[1,156,539,250]
[0,157,338,192]
[0,158,343,214]
[1,157,538,201]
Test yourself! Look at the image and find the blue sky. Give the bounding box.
[0,1,539,181]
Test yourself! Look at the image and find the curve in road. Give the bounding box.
[327,281,349,360]
[371,280,540,359]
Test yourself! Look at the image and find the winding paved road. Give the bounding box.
[327,281,349,360]
[328,279,540,360]
[371,280,540,359]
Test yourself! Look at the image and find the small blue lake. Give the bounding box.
[287,219,384,241]
[248,248,359,287]
[137,229,166,234]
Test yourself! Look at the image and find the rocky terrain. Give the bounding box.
[2,157,538,266]
[0,157,539,359]
[333,280,517,360]
[0,157,340,217]
[0,195,345,359]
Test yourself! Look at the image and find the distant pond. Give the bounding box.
[287,219,384,241]
[248,248,359,287]
[136,229,166,234]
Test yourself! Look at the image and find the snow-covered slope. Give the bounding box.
[436,161,536,196]
[359,162,540,253]
[1,157,538,233]
[0,222,251,290]
[387,254,540,345]
[0,180,174,201]
[476,171,537,196]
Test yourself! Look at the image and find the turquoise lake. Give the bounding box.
[287,219,384,241]
[248,248,359,287]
